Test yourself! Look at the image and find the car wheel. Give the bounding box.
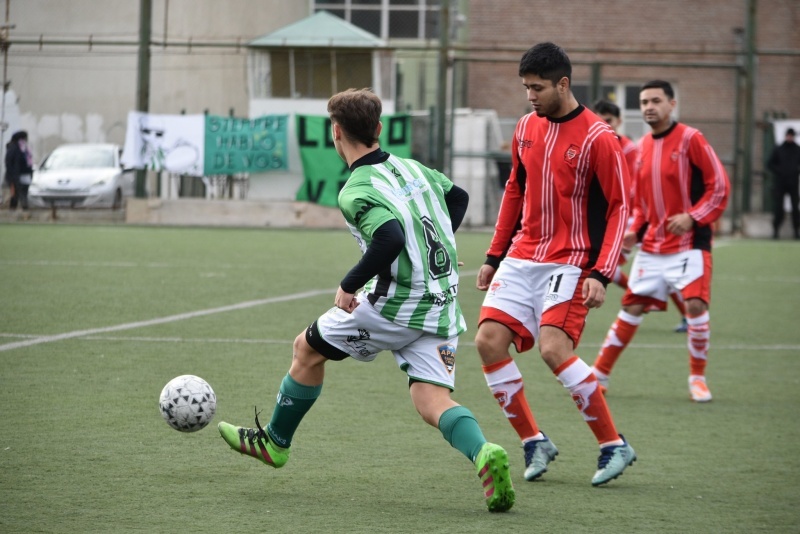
[112,188,122,210]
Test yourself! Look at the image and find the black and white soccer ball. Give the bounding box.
[159,375,217,432]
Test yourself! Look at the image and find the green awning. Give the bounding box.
[249,10,387,48]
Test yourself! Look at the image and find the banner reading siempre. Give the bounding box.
[204,115,288,175]
[295,114,411,207]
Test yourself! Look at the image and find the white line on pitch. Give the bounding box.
[0,269,482,353]
[0,288,333,353]
[1,332,796,351]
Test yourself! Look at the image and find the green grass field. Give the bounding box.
[1,224,799,533]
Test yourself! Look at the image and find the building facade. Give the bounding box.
[464,0,800,213]
[4,0,799,220]
[4,0,308,158]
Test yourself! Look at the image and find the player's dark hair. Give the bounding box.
[640,79,675,99]
[518,42,572,85]
[593,99,621,118]
[327,88,381,148]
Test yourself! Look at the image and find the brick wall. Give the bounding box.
[463,0,800,209]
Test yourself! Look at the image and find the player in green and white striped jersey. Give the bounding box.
[218,88,515,513]
[338,151,465,339]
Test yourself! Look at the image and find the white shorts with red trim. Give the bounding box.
[624,249,712,308]
[479,257,588,351]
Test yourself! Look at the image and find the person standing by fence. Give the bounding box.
[767,127,800,239]
[5,130,34,216]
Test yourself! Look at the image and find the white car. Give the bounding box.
[29,143,135,209]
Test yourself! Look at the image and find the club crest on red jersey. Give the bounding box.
[671,150,680,161]
[564,144,581,166]
[437,343,456,373]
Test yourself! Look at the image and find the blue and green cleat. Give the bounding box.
[523,434,559,481]
[591,436,636,486]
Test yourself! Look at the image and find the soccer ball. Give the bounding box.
[159,375,217,432]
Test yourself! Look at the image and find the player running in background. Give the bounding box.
[218,88,515,513]
[591,80,730,402]
[474,42,636,487]
[593,99,689,334]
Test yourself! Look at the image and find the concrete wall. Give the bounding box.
[124,198,343,228]
[5,0,309,160]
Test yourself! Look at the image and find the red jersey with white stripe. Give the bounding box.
[619,134,638,175]
[487,105,631,283]
[629,122,730,254]
[619,134,638,210]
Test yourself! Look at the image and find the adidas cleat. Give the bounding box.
[523,435,559,481]
[689,376,712,403]
[592,436,636,486]
[475,442,515,513]
[218,408,289,468]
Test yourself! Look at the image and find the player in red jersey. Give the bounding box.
[475,42,636,487]
[591,80,730,402]
[593,99,689,334]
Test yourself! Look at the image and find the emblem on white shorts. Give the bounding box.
[437,344,456,373]
[488,279,506,295]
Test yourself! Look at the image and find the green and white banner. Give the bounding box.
[204,115,288,174]
[295,114,411,207]
[122,111,289,176]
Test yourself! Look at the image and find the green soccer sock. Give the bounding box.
[266,373,322,449]
[438,406,487,463]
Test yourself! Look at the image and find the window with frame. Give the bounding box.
[314,0,442,40]
[571,82,678,141]
[251,48,373,99]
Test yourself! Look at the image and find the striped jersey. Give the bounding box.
[338,153,466,337]
[619,135,638,181]
[630,122,730,254]
[487,105,631,282]
[619,134,638,209]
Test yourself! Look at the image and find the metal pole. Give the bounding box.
[134,0,152,198]
[435,0,449,173]
[741,0,757,213]
[730,55,742,234]
[590,62,601,104]
[0,0,11,202]
[448,52,457,182]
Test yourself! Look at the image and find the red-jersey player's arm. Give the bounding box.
[686,132,731,226]
[589,134,631,283]
[485,134,525,267]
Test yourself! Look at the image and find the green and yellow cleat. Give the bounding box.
[475,442,515,513]
[218,409,289,468]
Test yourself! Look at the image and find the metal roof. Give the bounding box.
[249,10,387,48]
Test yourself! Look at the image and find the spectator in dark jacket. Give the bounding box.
[5,130,34,211]
[767,127,800,239]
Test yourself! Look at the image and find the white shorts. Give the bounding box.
[312,294,458,390]
[479,257,587,351]
[627,249,704,302]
